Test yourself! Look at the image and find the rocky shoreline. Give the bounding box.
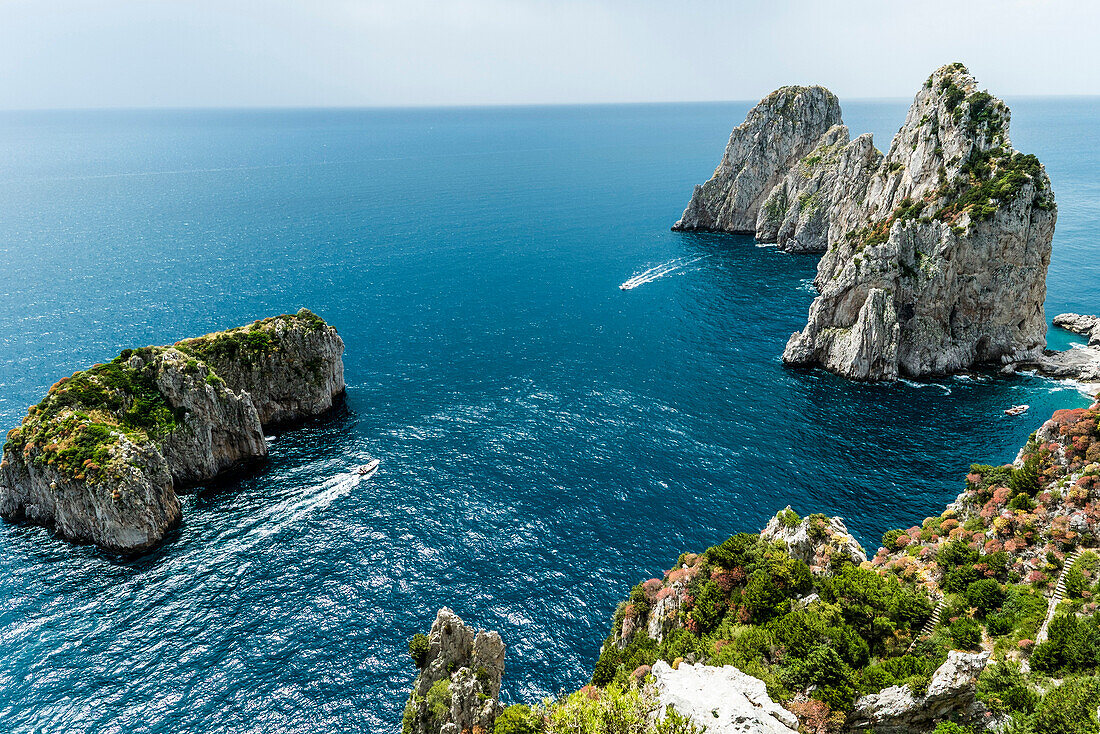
[404,393,1100,733]
[0,309,345,554]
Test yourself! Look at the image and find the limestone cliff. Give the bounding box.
[673,86,842,234]
[403,608,505,734]
[782,63,1056,379]
[174,309,345,426]
[0,309,345,553]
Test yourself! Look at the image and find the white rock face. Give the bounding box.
[760,506,867,575]
[651,660,799,734]
[673,86,843,234]
[849,650,990,733]
[406,608,506,734]
[783,63,1056,379]
[755,124,869,253]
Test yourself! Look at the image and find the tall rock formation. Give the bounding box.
[403,608,506,734]
[0,309,345,553]
[781,63,1056,379]
[673,86,843,234]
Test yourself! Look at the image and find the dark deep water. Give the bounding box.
[0,98,1097,732]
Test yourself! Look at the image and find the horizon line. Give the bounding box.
[1,93,1098,114]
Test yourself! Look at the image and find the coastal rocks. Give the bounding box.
[848,650,990,733]
[0,432,179,554]
[651,660,799,734]
[754,124,870,253]
[174,308,345,426]
[673,86,843,234]
[761,507,867,575]
[1011,313,1100,393]
[404,608,505,734]
[0,309,345,553]
[1053,313,1100,346]
[782,63,1056,379]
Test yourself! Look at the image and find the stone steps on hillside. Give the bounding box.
[1035,548,1084,645]
[907,598,947,652]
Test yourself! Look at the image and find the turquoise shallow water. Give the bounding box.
[0,99,1097,732]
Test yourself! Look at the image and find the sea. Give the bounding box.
[0,98,1097,732]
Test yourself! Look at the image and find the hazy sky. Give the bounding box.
[1,0,1097,109]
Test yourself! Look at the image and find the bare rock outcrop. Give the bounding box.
[1012,313,1100,394]
[760,506,867,575]
[848,650,990,733]
[782,63,1056,379]
[404,608,506,734]
[652,660,799,734]
[1053,313,1100,346]
[0,309,345,553]
[673,86,842,234]
[754,124,873,253]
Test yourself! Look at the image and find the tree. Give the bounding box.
[1010,454,1042,497]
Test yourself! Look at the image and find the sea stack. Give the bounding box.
[0,309,345,553]
[784,63,1056,379]
[673,86,842,234]
[677,63,1057,380]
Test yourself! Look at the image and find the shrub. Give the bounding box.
[882,529,905,550]
[976,661,1037,715]
[966,579,1005,619]
[1032,676,1100,734]
[783,644,858,711]
[409,633,430,668]
[427,679,452,723]
[932,724,973,734]
[950,617,982,651]
[495,704,542,734]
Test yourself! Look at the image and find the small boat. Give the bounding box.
[356,459,381,477]
[1005,404,1030,416]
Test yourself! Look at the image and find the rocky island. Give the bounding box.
[406,395,1100,733]
[676,63,1059,381]
[0,309,345,553]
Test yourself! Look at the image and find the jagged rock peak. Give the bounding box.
[403,608,506,734]
[783,62,1056,380]
[673,85,843,234]
[0,309,345,553]
[760,506,867,575]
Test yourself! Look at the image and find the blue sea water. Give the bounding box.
[0,98,1097,733]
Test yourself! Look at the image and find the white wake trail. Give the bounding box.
[620,255,708,290]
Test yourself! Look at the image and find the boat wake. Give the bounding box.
[620,256,708,290]
[250,472,361,542]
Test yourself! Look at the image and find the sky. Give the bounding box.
[0,0,1097,109]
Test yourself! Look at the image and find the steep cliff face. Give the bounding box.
[0,310,345,553]
[752,124,880,254]
[673,86,843,234]
[783,63,1056,379]
[403,608,505,734]
[174,309,345,426]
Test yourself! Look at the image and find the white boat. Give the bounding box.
[356,458,380,477]
[1004,404,1029,416]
